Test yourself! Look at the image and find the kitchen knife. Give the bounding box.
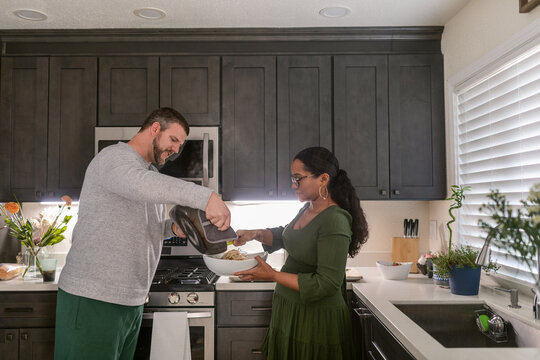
[403,219,409,238]
[413,219,419,238]
[408,219,414,237]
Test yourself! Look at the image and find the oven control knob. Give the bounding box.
[168,292,180,304]
[186,292,199,304]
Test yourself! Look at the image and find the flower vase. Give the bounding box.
[22,248,44,281]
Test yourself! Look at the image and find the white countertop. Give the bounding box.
[352,267,540,360]
[0,270,60,291]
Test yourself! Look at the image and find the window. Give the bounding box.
[455,40,540,284]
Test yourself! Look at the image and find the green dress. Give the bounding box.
[261,204,355,360]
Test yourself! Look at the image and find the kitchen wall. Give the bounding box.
[429,0,540,253]
[19,199,430,268]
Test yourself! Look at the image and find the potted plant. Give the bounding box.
[431,185,499,295]
[478,183,540,294]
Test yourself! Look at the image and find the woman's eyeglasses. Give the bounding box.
[290,174,315,187]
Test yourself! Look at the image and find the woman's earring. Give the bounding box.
[319,185,328,200]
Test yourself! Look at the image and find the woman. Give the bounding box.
[233,146,369,360]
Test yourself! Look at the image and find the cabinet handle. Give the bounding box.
[21,333,28,341]
[367,350,377,360]
[48,191,55,197]
[251,349,263,354]
[371,341,389,360]
[6,333,14,341]
[251,306,272,312]
[5,307,34,313]
[379,189,387,196]
[393,189,400,195]
[268,191,274,196]
[35,191,42,198]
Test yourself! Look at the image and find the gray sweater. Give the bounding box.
[59,142,213,306]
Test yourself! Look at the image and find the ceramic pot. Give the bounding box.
[449,266,481,295]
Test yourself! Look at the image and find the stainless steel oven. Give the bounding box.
[135,305,215,360]
[134,256,218,360]
[94,126,219,193]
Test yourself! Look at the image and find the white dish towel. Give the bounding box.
[150,312,191,360]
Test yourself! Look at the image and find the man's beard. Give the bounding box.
[152,137,169,165]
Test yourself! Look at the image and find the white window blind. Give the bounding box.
[456,43,540,284]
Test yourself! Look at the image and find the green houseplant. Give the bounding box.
[478,183,540,290]
[432,185,498,295]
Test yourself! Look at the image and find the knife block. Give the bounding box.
[391,237,419,273]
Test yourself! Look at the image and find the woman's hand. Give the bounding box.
[232,256,276,281]
[234,229,259,247]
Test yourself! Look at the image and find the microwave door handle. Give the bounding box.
[202,133,209,187]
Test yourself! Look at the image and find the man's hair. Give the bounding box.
[140,107,190,135]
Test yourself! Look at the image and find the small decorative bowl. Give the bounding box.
[376,261,413,280]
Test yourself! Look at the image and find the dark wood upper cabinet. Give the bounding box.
[389,54,446,199]
[47,57,97,201]
[160,56,220,126]
[0,57,48,202]
[98,56,159,126]
[277,56,332,199]
[222,56,277,200]
[334,55,389,200]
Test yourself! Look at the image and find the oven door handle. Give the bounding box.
[202,132,209,187]
[143,312,212,320]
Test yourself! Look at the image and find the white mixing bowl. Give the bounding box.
[376,261,413,280]
[203,251,268,276]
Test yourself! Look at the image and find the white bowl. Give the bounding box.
[376,261,413,280]
[203,251,268,276]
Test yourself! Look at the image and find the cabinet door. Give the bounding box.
[160,56,220,126]
[277,56,332,199]
[98,56,159,126]
[388,54,446,199]
[47,57,97,201]
[0,328,19,360]
[217,327,267,360]
[19,328,55,360]
[0,57,48,202]
[334,56,389,200]
[222,56,277,200]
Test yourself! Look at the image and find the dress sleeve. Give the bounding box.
[262,226,285,253]
[297,211,351,303]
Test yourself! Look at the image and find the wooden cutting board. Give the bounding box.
[391,237,419,273]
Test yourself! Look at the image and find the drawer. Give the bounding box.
[217,291,273,326]
[0,291,57,328]
[217,327,268,360]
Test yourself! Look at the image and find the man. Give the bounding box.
[54,107,230,359]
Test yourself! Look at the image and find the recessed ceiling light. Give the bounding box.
[13,9,48,21]
[319,6,350,18]
[133,8,166,20]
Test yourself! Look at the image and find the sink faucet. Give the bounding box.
[494,288,521,309]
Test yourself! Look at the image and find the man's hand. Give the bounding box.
[172,223,185,237]
[205,192,231,231]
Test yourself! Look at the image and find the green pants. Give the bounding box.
[54,288,143,360]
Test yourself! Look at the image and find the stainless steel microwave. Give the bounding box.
[94,127,219,193]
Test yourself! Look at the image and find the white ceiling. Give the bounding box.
[0,0,472,30]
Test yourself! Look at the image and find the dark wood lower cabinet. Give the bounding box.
[217,327,267,360]
[0,292,57,360]
[19,328,55,360]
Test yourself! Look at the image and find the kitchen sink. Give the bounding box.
[394,303,518,348]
